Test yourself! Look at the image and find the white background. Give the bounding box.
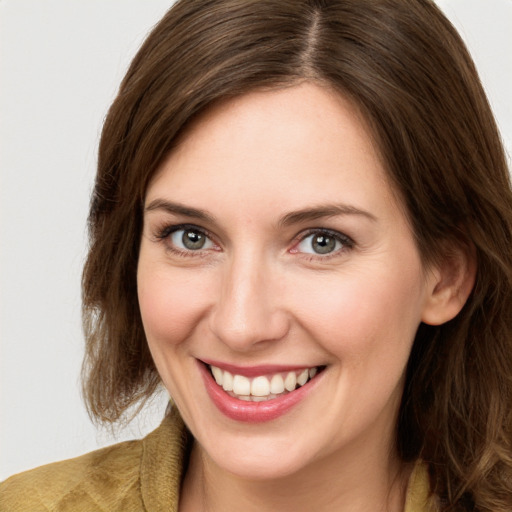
[1,0,511,481]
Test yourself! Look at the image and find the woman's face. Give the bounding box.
[138,83,438,480]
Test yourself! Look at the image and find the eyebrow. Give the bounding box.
[278,204,377,227]
[144,199,216,223]
[146,198,377,227]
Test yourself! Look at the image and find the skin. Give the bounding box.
[137,82,471,511]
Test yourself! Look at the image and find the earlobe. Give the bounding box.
[421,243,476,326]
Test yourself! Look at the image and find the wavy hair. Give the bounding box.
[82,1,512,509]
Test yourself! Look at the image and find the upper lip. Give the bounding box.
[200,359,322,377]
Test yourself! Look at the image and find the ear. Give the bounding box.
[421,243,476,326]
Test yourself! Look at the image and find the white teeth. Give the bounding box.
[251,376,270,396]
[222,371,233,391]
[209,365,321,401]
[284,372,297,392]
[270,374,285,394]
[233,374,251,395]
[251,396,268,402]
[211,366,223,385]
[297,369,309,386]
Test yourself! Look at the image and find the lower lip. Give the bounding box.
[199,362,322,423]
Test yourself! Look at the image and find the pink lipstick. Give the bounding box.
[198,361,324,423]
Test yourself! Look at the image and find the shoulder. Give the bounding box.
[0,438,144,512]
[0,406,189,512]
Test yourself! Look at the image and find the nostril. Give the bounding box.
[208,308,290,351]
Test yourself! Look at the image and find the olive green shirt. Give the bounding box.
[0,408,436,511]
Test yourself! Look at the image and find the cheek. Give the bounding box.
[290,261,426,361]
[137,264,210,347]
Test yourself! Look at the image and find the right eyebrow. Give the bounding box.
[277,203,377,228]
[144,199,216,224]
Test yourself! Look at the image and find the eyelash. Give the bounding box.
[153,223,355,260]
[155,223,217,258]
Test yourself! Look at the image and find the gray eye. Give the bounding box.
[297,232,342,255]
[170,228,213,251]
[311,234,337,254]
[183,230,206,250]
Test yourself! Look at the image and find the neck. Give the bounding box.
[179,436,411,512]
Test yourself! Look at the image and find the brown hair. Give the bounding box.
[82,0,512,509]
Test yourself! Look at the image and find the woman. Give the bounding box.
[2,0,511,510]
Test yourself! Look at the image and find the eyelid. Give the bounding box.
[156,222,212,240]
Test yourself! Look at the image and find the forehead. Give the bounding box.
[146,82,400,224]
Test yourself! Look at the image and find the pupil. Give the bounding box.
[312,234,335,254]
[183,230,205,250]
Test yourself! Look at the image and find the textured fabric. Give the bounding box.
[405,462,439,512]
[0,407,189,512]
[1,408,433,511]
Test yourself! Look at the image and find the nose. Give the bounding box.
[208,251,290,352]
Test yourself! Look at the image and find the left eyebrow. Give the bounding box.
[144,199,216,224]
[278,204,377,227]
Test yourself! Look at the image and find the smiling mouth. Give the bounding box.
[208,365,325,402]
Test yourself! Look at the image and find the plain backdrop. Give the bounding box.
[1,0,511,481]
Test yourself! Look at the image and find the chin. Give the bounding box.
[213,447,311,481]
[196,427,320,481]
